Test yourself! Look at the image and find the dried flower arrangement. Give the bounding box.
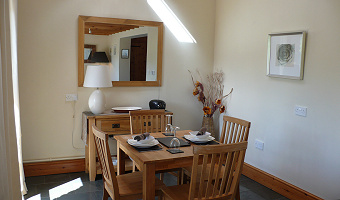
[190,70,233,118]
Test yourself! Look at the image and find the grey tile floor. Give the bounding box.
[24,172,289,200]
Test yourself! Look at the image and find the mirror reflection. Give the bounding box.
[78,16,163,87]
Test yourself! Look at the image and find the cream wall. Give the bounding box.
[214,0,340,199]
[18,0,215,161]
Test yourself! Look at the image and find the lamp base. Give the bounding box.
[88,89,106,114]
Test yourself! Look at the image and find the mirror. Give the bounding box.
[78,15,163,87]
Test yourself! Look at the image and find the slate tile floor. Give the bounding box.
[24,172,289,200]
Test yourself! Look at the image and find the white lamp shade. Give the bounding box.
[83,65,112,88]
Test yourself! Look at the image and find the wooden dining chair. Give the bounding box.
[129,109,167,134]
[219,116,251,144]
[129,109,167,172]
[162,142,248,200]
[92,124,165,200]
[129,110,182,184]
[182,115,251,199]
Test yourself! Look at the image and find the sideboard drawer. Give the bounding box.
[97,119,130,134]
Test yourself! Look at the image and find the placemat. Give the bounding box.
[162,132,174,136]
[156,137,191,148]
[131,144,163,152]
[182,137,220,145]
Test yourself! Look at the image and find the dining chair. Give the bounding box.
[162,142,248,200]
[129,109,182,184]
[129,109,167,134]
[92,124,165,200]
[182,115,251,199]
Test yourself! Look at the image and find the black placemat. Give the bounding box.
[128,143,163,152]
[182,137,220,145]
[162,132,174,136]
[156,137,191,148]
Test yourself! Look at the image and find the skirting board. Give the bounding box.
[24,158,85,177]
[24,157,133,177]
[242,163,323,200]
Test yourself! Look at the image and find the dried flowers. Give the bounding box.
[190,70,233,118]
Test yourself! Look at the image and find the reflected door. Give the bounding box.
[130,36,147,81]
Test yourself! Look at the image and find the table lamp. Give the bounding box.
[83,65,112,114]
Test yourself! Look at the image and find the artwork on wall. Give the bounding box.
[121,49,129,59]
[84,44,96,63]
[267,31,307,80]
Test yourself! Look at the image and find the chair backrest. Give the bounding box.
[92,124,120,200]
[189,142,248,200]
[129,110,167,134]
[220,116,251,144]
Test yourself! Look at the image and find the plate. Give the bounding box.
[112,107,142,113]
[184,135,215,143]
[189,131,211,139]
[127,138,159,148]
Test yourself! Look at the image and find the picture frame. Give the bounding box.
[84,44,96,63]
[121,49,129,59]
[267,31,307,80]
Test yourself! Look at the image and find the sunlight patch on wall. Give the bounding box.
[147,0,196,43]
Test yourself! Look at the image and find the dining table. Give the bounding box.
[114,130,216,200]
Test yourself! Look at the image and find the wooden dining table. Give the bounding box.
[114,130,199,200]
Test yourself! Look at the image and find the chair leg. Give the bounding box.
[177,170,182,185]
[103,189,109,200]
[235,185,240,200]
[182,173,189,184]
[160,173,164,180]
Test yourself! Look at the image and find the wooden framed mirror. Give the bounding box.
[78,15,163,87]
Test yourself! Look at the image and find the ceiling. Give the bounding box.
[84,22,141,35]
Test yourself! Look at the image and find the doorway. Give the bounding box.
[130,36,147,81]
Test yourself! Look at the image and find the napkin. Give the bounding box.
[197,127,207,135]
[134,132,150,141]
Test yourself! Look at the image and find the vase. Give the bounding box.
[202,116,215,137]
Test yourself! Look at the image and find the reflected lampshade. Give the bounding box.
[90,52,109,63]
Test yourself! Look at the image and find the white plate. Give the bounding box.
[112,107,142,113]
[127,138,159,148]
[184,135,215,143]
[189,131,211,139]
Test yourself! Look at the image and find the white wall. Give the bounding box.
[17,0,215,162]
[119,37,131,81]
[214,0,340,199]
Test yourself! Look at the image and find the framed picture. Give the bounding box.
[121,49,129,59]
[84,44,96,63]
[267,31,307,80]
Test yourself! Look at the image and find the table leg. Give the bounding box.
[143,163,155,200]
[117,142,126,175]
[88,119,97,181]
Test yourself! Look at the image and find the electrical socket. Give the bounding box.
[295,105,307,117]
[255,139,264,150]
[65,94,78,101]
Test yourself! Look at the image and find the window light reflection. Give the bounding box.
[147,0,196,43]
[27,194,41,200]
[49,177,83,199]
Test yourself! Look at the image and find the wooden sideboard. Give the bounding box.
[82,110,172,181]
